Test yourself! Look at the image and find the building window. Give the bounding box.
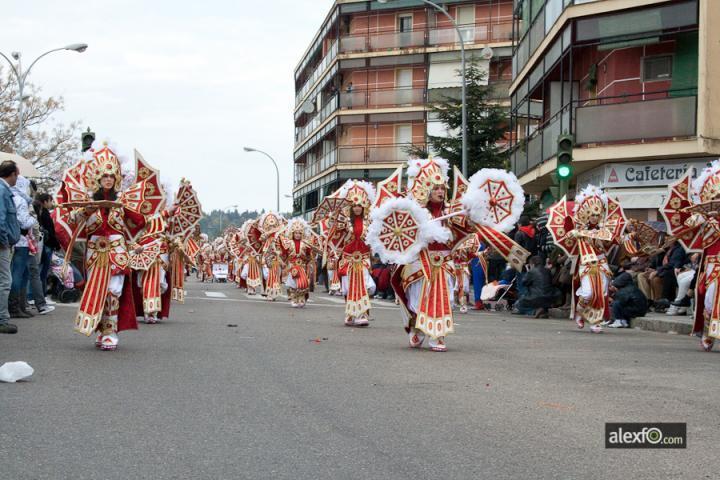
[642,55,673,82]
[398,15,412,33]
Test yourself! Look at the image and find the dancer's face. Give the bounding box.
[430,185,445,203]
[293,231,302,240]
[100,175,115,190]
[352,205,363,216]
[589,213,600,225]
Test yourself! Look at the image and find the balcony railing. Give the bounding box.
[294,150,337,186]
[339,21,513,54]
[338,143,426,164]
[511,91,698,178]
[295,41,339,107]
[339,87,426,110]
[295,94,339,146]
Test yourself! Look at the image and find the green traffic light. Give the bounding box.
[557,164,572,179]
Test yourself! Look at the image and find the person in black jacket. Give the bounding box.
[513,256,559,318]
[34,193,60,298]
[607,262,647,328]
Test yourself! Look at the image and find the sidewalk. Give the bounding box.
[547,307,694,335]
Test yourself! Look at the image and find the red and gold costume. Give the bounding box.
[240,219,264,294]
[277,218,314,307]
[258,212,286,301]
[662,160,720,351]
[369,161,529,352]
[335,180,376,327]
[548,185,627,333]
[57,142,164,351]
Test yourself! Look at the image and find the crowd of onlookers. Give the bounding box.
[0,160,64,335]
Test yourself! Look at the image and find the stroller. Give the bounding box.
[480,277,518,312]
[47,253,83,303]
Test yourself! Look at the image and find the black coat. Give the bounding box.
[612,271,647,318]
[520,266,557,306]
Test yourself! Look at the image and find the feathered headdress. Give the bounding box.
[573,185,608,225]
[285,217,310,237]
[407,157,449,206]
[691,159,720,204]
[83,141,123,191]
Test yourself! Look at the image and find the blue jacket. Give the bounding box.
[0,179,20,247]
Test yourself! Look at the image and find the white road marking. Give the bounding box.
[205,292,227,298]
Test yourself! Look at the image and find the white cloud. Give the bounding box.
[0,0,332,212]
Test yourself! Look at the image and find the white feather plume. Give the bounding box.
[461,168,525,233]
[573,184,608,215]
[406,157,450,191]
[285,217,311,237]
[691,159,720,203]
[367,197,452,265]
[337,179,377,204]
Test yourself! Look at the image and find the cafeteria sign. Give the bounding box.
[579,159,714,189]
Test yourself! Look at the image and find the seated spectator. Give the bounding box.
[667,253,699,316]
[371,257,394,300]
[513,256,559,318]
[607,261,648,328]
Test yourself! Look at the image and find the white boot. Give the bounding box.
[428,336,447,352]
[353,314,369,327]
[408,329,425,348]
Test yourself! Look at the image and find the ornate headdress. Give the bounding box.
[84,141,123,191]
[286,217,310,237]
[691,160,720,203]
[338,180,376,209]
[407,157,450,206]
[573,185,608,226]
[259,211,284,233]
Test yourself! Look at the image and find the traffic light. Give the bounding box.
[556,134,574,181]
[81,127,95,153]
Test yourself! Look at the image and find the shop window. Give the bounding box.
[642,55,672,82]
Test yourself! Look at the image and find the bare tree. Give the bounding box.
[0,67,81,190]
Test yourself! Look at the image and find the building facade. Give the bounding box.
[508,0,720,221]
[293,0,515,219]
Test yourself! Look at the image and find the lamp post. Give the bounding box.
[220,204,239,234]
[377,0,467,177]
[243,147,280,212]
[0,43,88,154]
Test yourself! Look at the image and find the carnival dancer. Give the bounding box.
[278,218,314,307]
[130,214,171,324]
[58,142,164,350]
[370,163,529,352]
[258,212,285,301]
[335,180,376,327]
[240,220,264,294]
[548,185,627,333]
[661,160,720,351]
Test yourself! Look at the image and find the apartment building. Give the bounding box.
[293,0,515,219]
[508,0,720,221]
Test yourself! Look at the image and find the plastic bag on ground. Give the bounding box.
[0,361,34,383]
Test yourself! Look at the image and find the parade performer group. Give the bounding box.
[55,140,202,351]
[55,141,720,355]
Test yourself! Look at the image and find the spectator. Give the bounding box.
[0,161,21,334]
[513,255,558,318]
[9,175,38,318]
[607,261,647,328]
[636,251,665,307]
[25,181,54,314]
[514,216,538,257]
[667,253,699,316]
[656,239,687,302]
[35,192,61,298]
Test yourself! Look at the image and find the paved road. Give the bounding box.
[1,278,718,480]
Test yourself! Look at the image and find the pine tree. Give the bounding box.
[407,61,508,175]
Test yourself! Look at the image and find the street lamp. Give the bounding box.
[377,0,468,177]
[243,147,280,212]
[0,43,88,154]
[220,204,239,233]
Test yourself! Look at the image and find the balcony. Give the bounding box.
[339,21,513,54]
[294,149,337,186]
[295,41,339,107]
[511,92,698,178]
[339,87,426,110]
[295,95,339,146]
[338,143,425,164]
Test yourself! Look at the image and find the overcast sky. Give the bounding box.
[0,0,332,213]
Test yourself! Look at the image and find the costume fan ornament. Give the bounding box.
[461,169,525,233]
[367,197,451,264]
[129,242,163,271]
[168,179,202,238]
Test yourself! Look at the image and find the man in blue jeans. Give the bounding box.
[0,161,21,334]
